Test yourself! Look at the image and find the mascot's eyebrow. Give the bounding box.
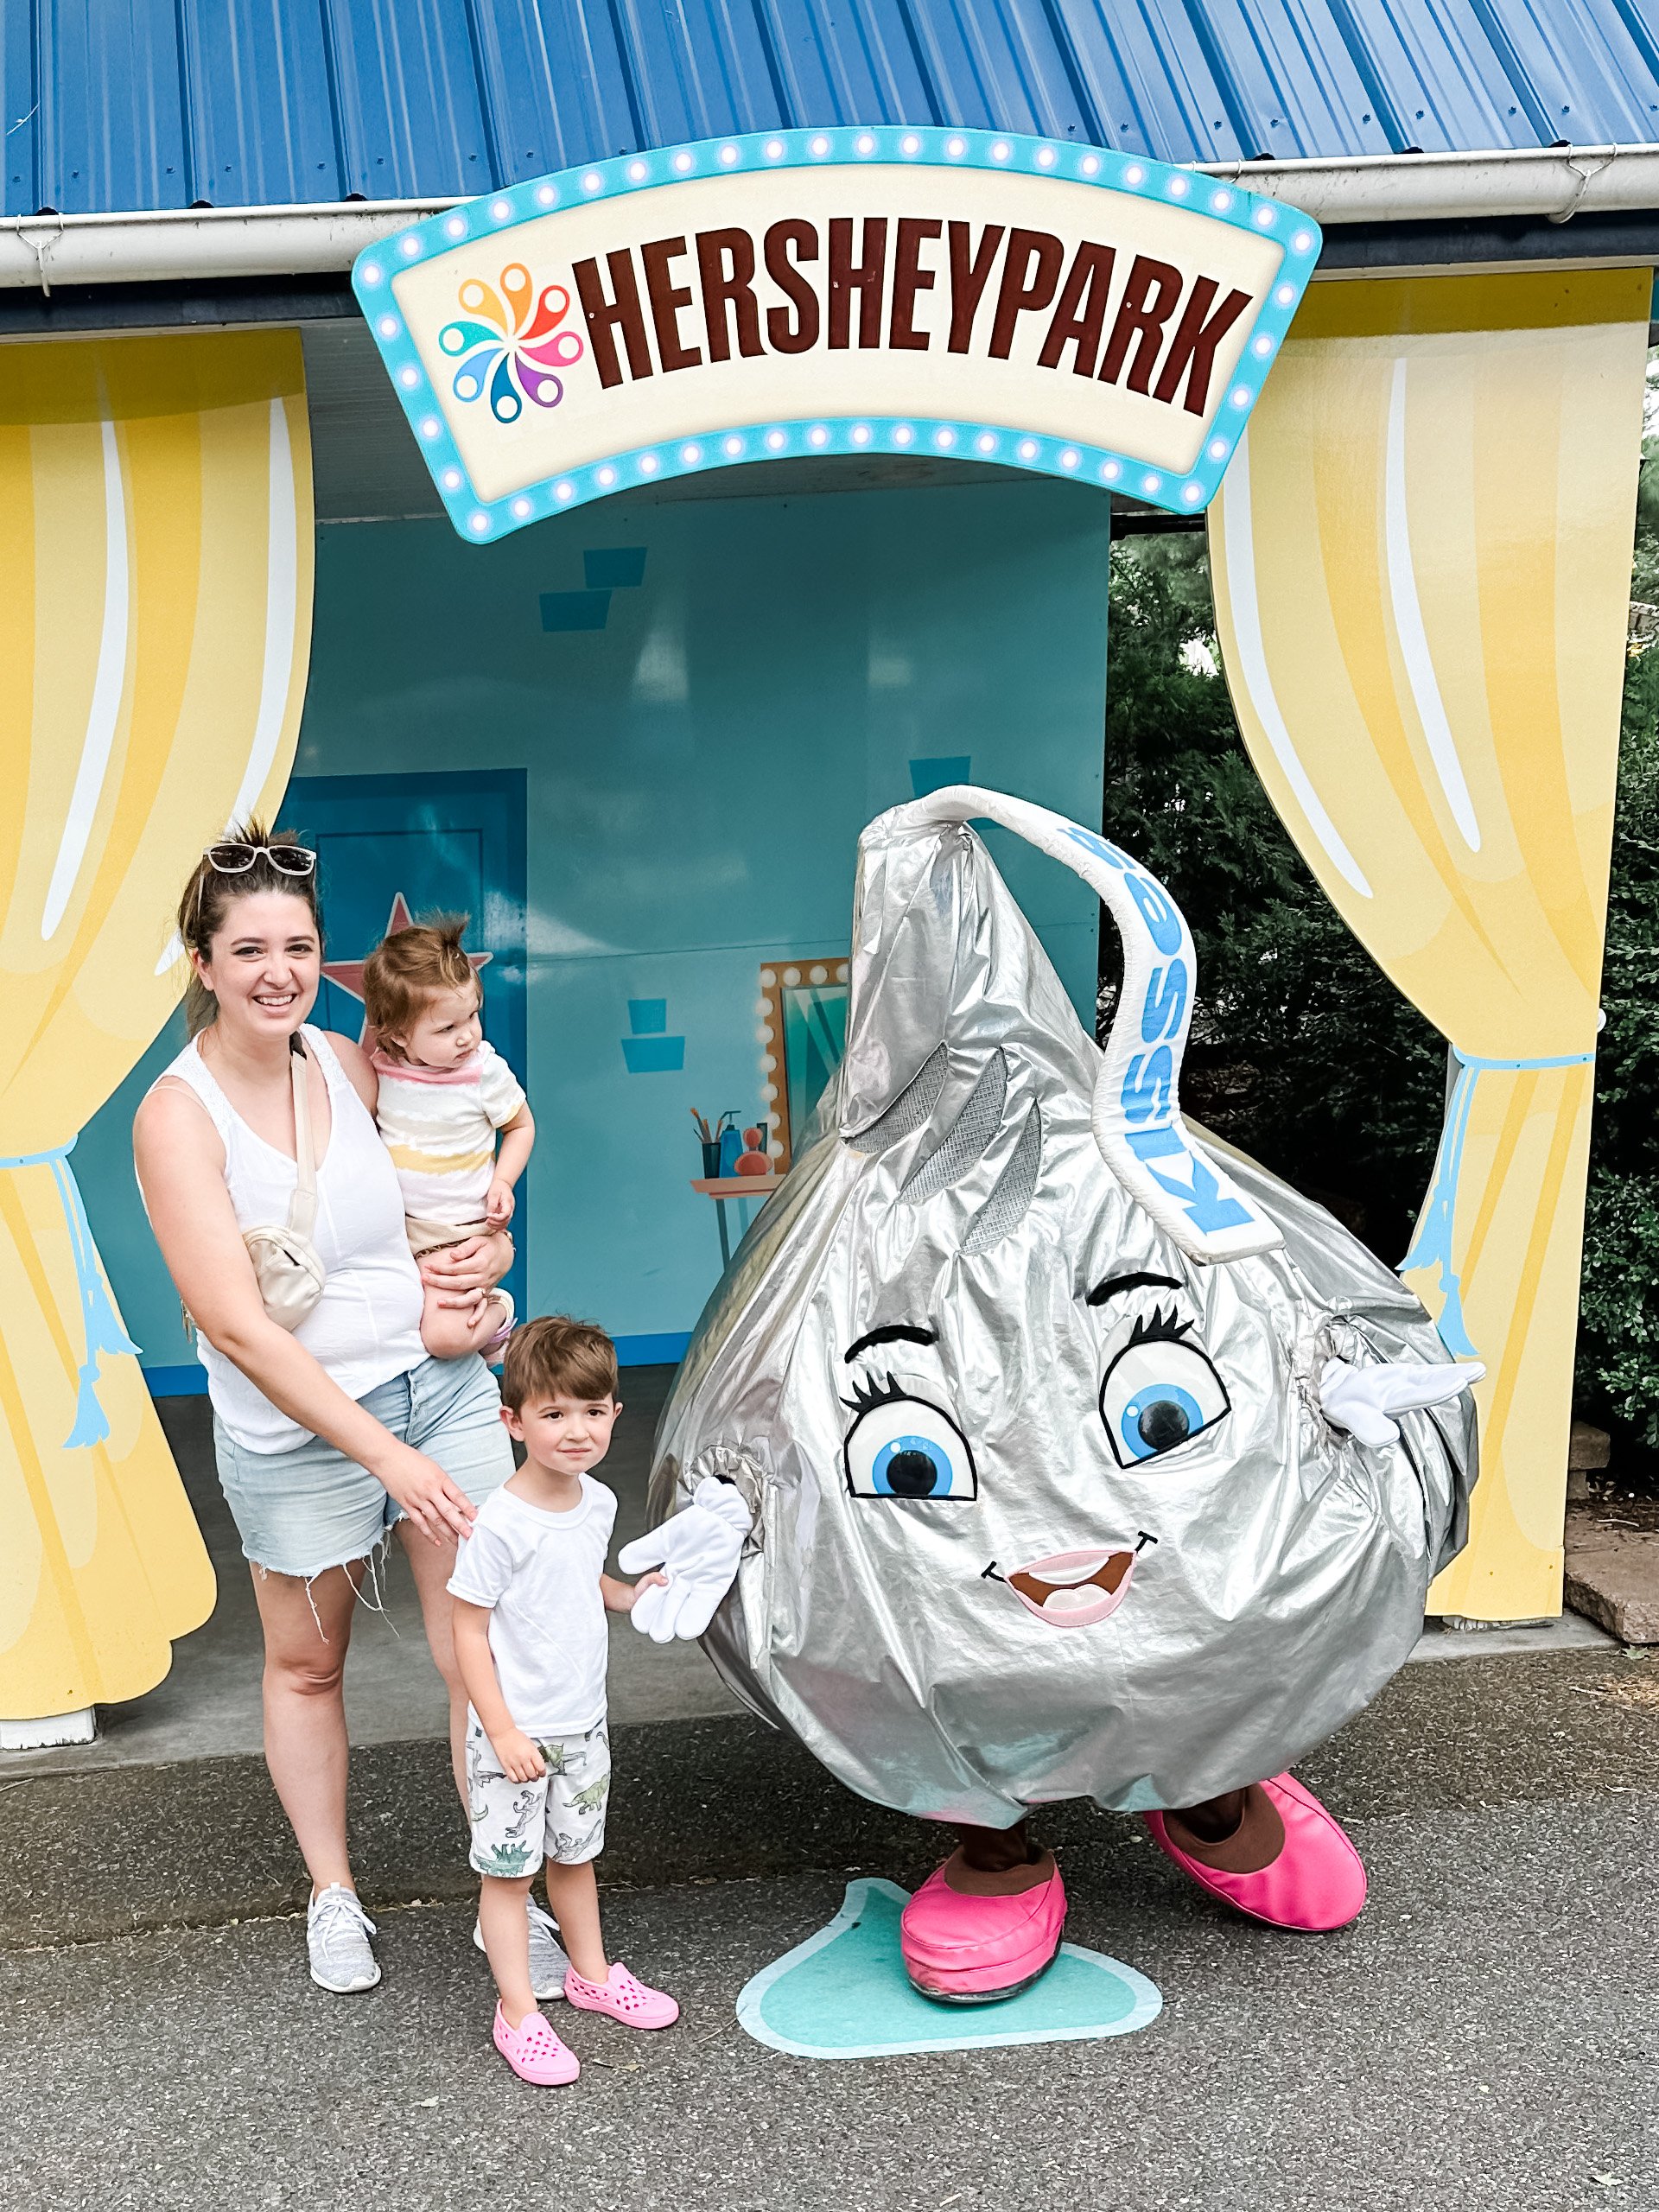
[1084,1272,1185,1307]
[844,1324,938,1363]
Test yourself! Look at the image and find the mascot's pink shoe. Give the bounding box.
[900,1852,1067,2004]
[1143,1772,1366,1932]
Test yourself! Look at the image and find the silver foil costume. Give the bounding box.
[642,789,1478,1827]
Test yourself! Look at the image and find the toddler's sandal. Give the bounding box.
[563,1961,678,2029]
[493,2002,579,2085]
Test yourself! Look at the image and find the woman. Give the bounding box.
[135,830,559,1998]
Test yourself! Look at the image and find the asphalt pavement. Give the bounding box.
[6,1654,1658,2212]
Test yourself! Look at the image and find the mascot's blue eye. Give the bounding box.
[1098,1336,1229,1469]
[842,1382,978,1502]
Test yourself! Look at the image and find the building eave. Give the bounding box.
[2,144,1657,292]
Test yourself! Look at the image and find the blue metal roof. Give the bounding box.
[5,0,1659,218]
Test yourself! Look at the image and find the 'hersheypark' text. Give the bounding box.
[573,219,1253,416]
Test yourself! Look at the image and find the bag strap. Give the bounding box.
[287,1035,318,1242]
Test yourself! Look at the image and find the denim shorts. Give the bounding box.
[213,1354,513,1580]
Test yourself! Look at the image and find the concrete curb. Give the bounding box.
[3,1715,924,1950]
[6,1649,1656,1950]
[1566,1501,1659,1644]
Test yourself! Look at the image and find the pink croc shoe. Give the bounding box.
[899,1851,1067,2005]
[564,1961,679,2030]
[1143,1772,1367,1932]
[493,2003,580,2085]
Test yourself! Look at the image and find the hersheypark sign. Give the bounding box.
[354,126,1320,543]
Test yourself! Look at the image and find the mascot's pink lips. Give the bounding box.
[989,1535,1155,1629]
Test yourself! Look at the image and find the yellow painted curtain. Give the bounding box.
[0,333,314,1719]
[1208,270,1648,1619]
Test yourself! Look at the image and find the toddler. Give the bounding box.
[360,917,533,1359]
[448,1316,678,2085]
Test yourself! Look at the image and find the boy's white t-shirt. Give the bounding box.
[446,1477,618,1737]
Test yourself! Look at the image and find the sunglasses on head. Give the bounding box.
[202,841,317,879]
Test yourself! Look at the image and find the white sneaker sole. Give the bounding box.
[309,1960,382,1993]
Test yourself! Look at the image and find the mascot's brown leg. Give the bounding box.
[1168,1791,1249,1847]
[1144,1777,1369,1931]
[952,1819,1043,1874]
[898,1820,1067,2005]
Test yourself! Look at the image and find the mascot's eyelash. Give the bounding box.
[1125,1304,1195,1349]
[841,1370,909,1417]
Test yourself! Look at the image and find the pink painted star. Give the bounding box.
[322,891,492,1044]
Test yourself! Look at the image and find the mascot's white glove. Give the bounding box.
[1318,1357,1485,1448]
[616,1476,753,1643]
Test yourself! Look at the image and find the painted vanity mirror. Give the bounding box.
[757,957,850,1173]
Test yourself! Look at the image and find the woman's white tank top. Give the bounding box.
[155,1026,425,1453]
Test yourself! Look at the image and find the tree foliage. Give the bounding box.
[1103,486,1659,1456]
[1100,532,1444,1262]
[1578,554,1659,1447]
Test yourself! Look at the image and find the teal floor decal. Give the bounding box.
[736,1878,1162,2060]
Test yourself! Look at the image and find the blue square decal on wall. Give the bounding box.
[910,756,972,798]
[622,1036,685,1073]
[542,590,612,632]
[622,995,683,1071]
[585,547,648,590]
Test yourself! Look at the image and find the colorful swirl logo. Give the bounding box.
[439,264,584,422]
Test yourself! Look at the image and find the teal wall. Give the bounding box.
[77,474,1109,1382]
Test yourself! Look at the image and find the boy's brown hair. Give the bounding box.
[500,1316,619,1410]
[361,914,479,1054]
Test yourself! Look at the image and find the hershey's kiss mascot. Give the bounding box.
[619,789,1481,2002]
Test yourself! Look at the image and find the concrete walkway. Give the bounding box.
[5,1648,1657,2211]
[11,1371,738,1779]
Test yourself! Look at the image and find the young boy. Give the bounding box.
[448,1316,678,2085]
[360,916,533,1360]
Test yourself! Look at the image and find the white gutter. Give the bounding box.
[0,198,447,290]
[1,143,1657,289]
[1205,141,1659,225]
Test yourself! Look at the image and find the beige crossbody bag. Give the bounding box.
[182,1037,327,1339]
[240,1038,328,1331]
[173,1030,329,1336]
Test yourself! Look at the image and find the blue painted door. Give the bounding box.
[285,769,529,1325]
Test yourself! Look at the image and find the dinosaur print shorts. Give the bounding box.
[464,1716,611,1877]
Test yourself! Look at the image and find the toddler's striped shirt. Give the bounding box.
[371,1040,526,1230]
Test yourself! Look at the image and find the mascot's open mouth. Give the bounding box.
[988,1533,1156,1629]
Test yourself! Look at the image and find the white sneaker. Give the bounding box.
[308,1885,381,1993]
[474,1894,569,1999]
